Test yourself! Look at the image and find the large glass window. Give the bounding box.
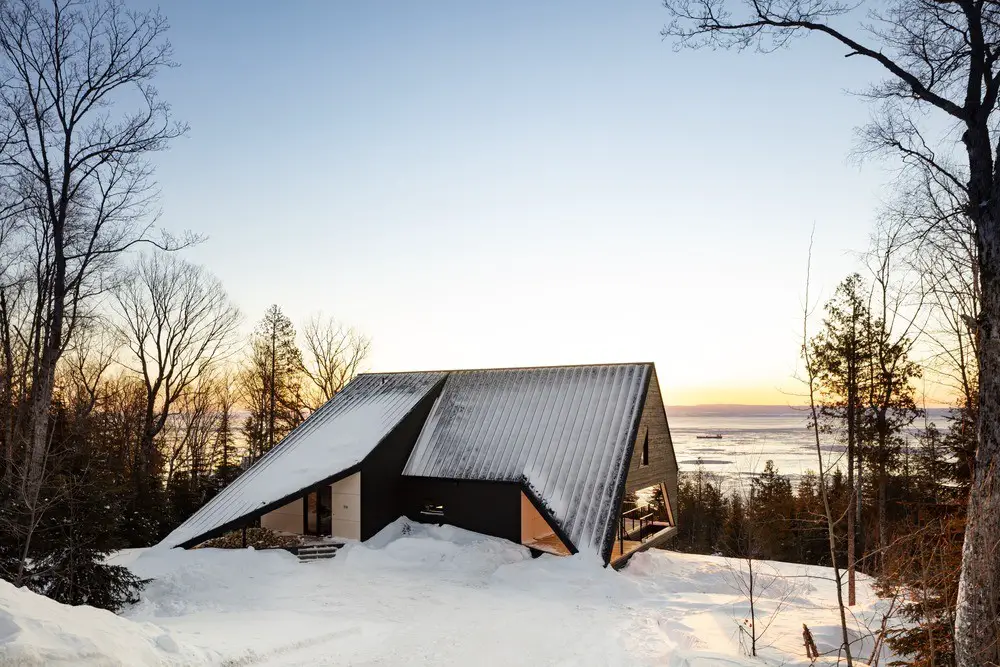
[623,483,672,525]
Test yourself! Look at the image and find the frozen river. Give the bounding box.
[667,404,951,481]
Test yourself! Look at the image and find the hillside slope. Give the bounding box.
[1,519,900,666]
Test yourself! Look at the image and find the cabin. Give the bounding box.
[160,363,679,567]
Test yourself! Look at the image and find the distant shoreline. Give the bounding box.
[667,403,953,411]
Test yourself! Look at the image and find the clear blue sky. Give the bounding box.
[138,0,891,404]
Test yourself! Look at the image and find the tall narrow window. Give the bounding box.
[640,430,649,467]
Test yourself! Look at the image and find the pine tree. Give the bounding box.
[810,273,870,603]
[861,313,922,567]
[1,390,145,612]
[210,375,242,490]
[750,460,796,561]
[241,305,305,459]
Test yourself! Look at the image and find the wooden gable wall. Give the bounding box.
[623,368,679,519]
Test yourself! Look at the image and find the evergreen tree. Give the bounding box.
[810,273,871,602]
[1,390,145,612]
[794,472,832,565]
[722,492,750,558]
[241,305,305,459]
[861,313,922,564]
[209,375,242,491]
[750,460,796,561]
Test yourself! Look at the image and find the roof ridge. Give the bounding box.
[358,361,654,376]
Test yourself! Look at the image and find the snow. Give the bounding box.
[160,372,445,548]
[0,578,215,666]
[0,517,903,666]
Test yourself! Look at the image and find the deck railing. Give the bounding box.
[618,504,654,556]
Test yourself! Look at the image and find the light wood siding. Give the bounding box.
[331,472,361,540]
[624,369,679,520]
[261,498,304,534]
[520,491,555,542]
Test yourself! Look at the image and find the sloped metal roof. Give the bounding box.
[403,363,651,558]
[160,372,446,548]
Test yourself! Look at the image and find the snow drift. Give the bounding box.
[0,578,214,666]
[1,518,902,666]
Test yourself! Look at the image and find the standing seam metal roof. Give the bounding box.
[402,363,650,557]
[159,372,446,548]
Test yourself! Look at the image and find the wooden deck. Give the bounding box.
[610,538,643,561]
[524,532,573,556]
[609,524,678,568]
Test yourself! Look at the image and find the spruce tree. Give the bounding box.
[241,305,305,459]
[810,273,870,603]
[750,460,796,561]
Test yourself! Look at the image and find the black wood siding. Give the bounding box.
[398,478,521,544]
[359,379,446,541]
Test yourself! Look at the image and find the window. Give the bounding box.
[640,429,649,467]
[420,502,445,518]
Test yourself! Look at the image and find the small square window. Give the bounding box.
[421,503,445,518]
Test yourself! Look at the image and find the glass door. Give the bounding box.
[317,485,332,536]
[304,486,333,536]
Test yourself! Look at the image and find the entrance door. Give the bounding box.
[317,486,332,536]
[304,486,333,536]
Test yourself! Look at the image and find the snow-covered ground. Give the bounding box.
[1,519,901,666]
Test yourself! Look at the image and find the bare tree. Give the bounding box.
[161,375,219,489]
[661,0,1000,658]
[0,0,190,502]
[114,251,240,500]
[885,174,980,412]
[62,314,121,418]
[723,454,794,658]
[300,313,370,410]
[863,227,924,567]
[803,234,855,666]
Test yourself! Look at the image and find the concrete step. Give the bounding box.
[297,543,343,562]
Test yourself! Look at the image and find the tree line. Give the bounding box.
[0,0,369,612]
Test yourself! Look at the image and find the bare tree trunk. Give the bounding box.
[848,485,857,605]
[956,266,1000,665]
[25,354,56,489]
[268,327,276,452]
[804,235,854,667]
[955,123,1000,667]
[847,370,857,605]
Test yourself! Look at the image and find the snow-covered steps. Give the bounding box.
[297,543,342,562]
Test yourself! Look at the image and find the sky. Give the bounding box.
[133,1,905,405]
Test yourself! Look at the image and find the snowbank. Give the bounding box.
[3,518,903,665]
[0,578,214,666]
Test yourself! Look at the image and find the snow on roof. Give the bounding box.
[403,363,651,558]
[160,372,446,548]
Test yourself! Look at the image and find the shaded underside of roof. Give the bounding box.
[159,372,446,548]
[402,363,651,558]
